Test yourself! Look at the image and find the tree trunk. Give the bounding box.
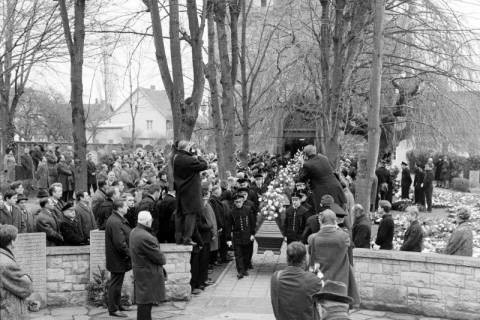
[358,0,384,213]
[206,0,226,180]
[215,0,236,174]
[240,0,249,156]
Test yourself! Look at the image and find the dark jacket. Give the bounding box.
[20,153,34,180]
[444,221,473,256]
[283,205,308,242]
[173,150,208,215]
[36,208,64,246]
[401,168,412,197]
[91,188,106,214]
[227,205,255,245]
[270,266,323,320]
[18,207,36,233]
[154,193,176,243]
[401,220,423,252]
[105,212,132,273]
[75,202,97,241]
[45,151,58,183]
[0,205,22,231]
[297,154,346,211]
[352,214,371,249]
[95,198,114,230]
[87,160,97,185]
[130,224,166,304]
[136,195,156,217]
[61,217,87,245]
[36,162,50,189]
[57,161,73,191]
[302,214,320,244]
[375,213,394,250]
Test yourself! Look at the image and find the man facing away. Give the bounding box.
[271,241,323,320]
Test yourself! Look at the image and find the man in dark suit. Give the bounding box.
[401,161,412,199]
[270,242,323,320]
[130,211,166,320]
[154,189,177,243]
[296,145,346,212]
[135,184,161,229]
[374,200,394,250]
[352,204,371,249]
[173,140,208,245]
[60,202,87,245]
[0,191,22,231]
[94,188,116,230]
[87,153,97,194]
[283,193,308,244]
[105,199,132,317]
[49,183,65,222]
[74,191,97,242]
[20,147,34,193]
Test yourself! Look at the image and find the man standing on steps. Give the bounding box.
[173,140,208,245]
[105,198,133,318]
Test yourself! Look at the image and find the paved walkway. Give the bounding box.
[30,249,450,320]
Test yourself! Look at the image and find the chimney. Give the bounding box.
[150,85,156,90]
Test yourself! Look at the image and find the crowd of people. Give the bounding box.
[0,142,474,320]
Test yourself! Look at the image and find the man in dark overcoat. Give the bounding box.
[87,153,97,194]
[401,162,412,199]
[400,206,424,252]
[283,193,308,244]
[352,204,371,249]
[135,184,161,230]
[308,210,360,306]
[296,145,346,212]
[74,191,97,243]
[105,199,132,317]
[153,189,176,243]
[173,140,208,245]
[130,211,166,320]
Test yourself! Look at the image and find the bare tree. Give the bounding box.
[58,0,87,190]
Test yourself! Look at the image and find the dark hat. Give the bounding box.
[237,178,249,184]
[16,195,28,203]
[233,193,245,201]
[254,173,263,178]
[291,191,302,200]
[237,187,249,194]
[37,189,49,199]
[61,202,74,212]
[401,161,408,166]
[313,280,353,304]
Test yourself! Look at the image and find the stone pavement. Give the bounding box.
[29,248,451,320]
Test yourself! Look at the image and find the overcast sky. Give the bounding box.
[26,0,480,109]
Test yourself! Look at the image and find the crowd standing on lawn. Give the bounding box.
[0,142,475,319]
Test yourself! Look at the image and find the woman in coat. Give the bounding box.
[445,207,473,256]
[57,155,73,202]
[129,211,166,320]
[0,225,33,319]
[4,148,16,183]
[36,156,50,190]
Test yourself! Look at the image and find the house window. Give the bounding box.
[166,120,172,130]
[146,120,153,130]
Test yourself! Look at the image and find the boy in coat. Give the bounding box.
[227,193,255,279]
[130,211,166,320]
[283,192,308,244]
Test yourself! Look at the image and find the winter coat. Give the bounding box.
[352,215,371,249]
[105,211,132,273]
[36,162,50,189]
[35,208,64,246]
[19,153,34,180]
[0,205,22,231]
[401,168,412,199]
[95,198,114,231]
[173,150,208,215]
[91,188,106,214]
[283,205,308,242]
[444,221,473,257]
[401,220,423,252]
[308,225,360,306]
[129,224,166,304]
[61,216,87,245]
[302,214,321,244]
[203,202,218,251]
[57,161,73,191]
[18,207,36,233]
[153,194,176,243]
[45,151,58,183]
[87,160,97,185]
[375,213,394,250]
[4,154,16,182]
[0,248,33,320]
[297,155,347,212]
[75,202,97,241]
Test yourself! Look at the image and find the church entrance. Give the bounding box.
[282,111,316,155]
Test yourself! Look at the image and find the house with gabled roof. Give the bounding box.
[88,85,174,146]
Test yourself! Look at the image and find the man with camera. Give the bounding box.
[173,140,208,245]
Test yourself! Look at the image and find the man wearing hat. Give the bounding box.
[60,202,87,246]
[226,193,255,279]
[283,192,308,244]
[16,194,35,233]
[444,207,473,256]
[236,187,257,269]
[375,160,391,208]
[308,210,360,306]
[401,161,412,199]
[296,145,346,213]
[313,280,353,319]
[36,197,63,246]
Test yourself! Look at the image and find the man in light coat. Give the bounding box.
[130,211,166,320]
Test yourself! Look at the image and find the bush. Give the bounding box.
[451,177,470,192]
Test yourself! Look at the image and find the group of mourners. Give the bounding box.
[0,142,474,320]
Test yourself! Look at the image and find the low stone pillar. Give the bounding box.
[469,170,479,188]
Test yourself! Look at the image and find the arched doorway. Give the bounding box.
[282,111,316,155]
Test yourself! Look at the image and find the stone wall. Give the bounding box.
[354,249,480,320]
[46,246,90,306]
[12,231,192,307]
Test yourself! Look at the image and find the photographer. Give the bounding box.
[173,140,208,245]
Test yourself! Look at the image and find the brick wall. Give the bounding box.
[354,249,480,320]
[12,231,192,307]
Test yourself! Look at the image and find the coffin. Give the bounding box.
[255,219,284,255]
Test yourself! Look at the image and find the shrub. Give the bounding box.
[451,177,470,192]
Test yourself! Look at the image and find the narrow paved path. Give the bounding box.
[30,246,450,320]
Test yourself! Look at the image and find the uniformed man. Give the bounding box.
[283,193,308,244]
[236,187,257,270]
[227,193,255,279]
